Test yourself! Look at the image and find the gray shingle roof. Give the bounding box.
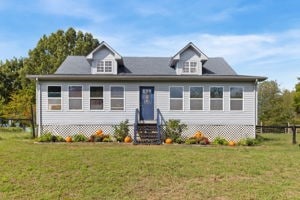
[119,57,175,75]
[55,56,237,76]
[55,56,91,74]
[203,57,237,75]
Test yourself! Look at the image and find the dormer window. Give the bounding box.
[96,60,113,73]
[183,61,197,73]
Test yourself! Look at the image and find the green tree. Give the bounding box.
[258,80,283,125]
[0,27,99,119]
[23,27,99,75]
[2,88,34,119]
[280,89,296,124]
[294,78,300,114]
[0,58,24,103]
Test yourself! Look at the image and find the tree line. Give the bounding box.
[0,28,99,120]
[0,27,299,125]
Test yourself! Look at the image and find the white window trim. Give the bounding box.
[89,85,104,111]
[96,59,114,74]
[169,86,184,111]
[229,86,244,111]
[68,85,83,111]
[110,85,125,111]
[182,61,198,74]
[47,85,62,111]
[189,86,204,111]
[209,86,224,111]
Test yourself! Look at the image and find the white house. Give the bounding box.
[28,41,266,143]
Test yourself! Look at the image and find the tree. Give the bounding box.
[294,78,300,114]
[0,58,24,103]
[23,27,99,75]
[2,88,34,119]
[258,81,282,125]
[0,27,100,120]
[258,80,296,125]
[280,89,296,124]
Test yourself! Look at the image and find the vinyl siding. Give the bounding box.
[39,81,256,126]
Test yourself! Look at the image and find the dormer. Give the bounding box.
[86,41,122,75]
[170,42,208,75]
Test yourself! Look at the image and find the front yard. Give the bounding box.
[0,131,299,199]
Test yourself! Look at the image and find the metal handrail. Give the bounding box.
[134,108,139,143]
[156,108,166,143]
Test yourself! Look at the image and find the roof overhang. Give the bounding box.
[27,74,267,82]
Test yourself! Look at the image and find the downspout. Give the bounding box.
[254,79,258,136]
[36,78,42,136]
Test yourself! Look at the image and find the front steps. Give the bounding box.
[134,123,161,144]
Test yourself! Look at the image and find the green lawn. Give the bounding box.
[0,132,299,200]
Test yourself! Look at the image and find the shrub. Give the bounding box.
[165,119,187,141]
[113,120,129,142]
[56,136,66,142]
[37,133,53,142]
[238,138,259,146]
[72,134,87,142]
[102,137,113,142]
[185,138,197,144]
[175,137,185,144]
[212,137,228,145]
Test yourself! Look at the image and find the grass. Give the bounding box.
[0,132,299,200]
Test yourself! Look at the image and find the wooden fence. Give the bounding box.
[256,125,299,144]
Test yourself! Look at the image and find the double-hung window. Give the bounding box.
[69,86,82,110]
[210,87,223,110]
[97,60,112,73]
[170,86,183,110]
[90,86,103,110]
[230,87,243,110]
[183,61,197,73]
[190,87,203,110]
[48,86,61,110]
[110,86,124,110]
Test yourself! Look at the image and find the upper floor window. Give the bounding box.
[210,87,223,110]
[48,86,61,111]
[230,87,243,110]
[97,60,113,73]
[183,61,197,73]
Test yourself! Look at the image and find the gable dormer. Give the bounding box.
[170,42,208,75]
[86,41,122,75]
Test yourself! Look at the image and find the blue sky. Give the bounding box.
[0,0,299,90]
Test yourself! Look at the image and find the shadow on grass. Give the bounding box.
[256,134,280,142]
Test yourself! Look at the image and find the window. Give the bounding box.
[90,86,103,110]
[190,87,203,110]
[48,86,61,110]
[230,87,243,110]
[210,87,223,110]
[69,86,82,110]
[97,60,112,73]
[111,86,124,110]
[183,61,197,73]
[170,86,183,110]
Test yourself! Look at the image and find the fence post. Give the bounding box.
[30,104,35,138]
[292,125,296,144]
[260,122,263,134]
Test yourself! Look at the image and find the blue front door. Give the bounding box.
[140,87,154,120]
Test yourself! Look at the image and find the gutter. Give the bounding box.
[27,74,267,82]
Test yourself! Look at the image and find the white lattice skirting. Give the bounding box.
[178,124,255,141]
[40,124,255,141]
